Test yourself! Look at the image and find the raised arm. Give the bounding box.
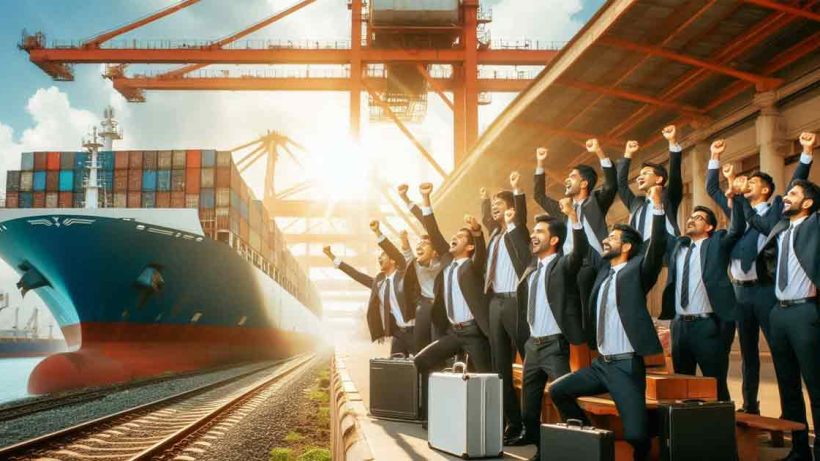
[640,186,668,291]
[722,193,747,249]
[561,197,588,275]
[504,206,531,269]
[790,132,815,185]
[664,125,683,210]
[593,139,619,213]
[371,220,408,272]
[465,214,487,274]
[324,245,374,288]
[706,139,732,218]
[419,183,450,256]
[397,184,425,224]
[533,147,566,218]
[616,154,638,211]
[480,187,499,235]
[510,171,527,228]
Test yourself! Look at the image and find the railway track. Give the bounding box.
[0,354,315,460]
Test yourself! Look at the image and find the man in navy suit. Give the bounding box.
[705,135,814,413]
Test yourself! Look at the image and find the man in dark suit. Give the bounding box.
[754,173,819,461]
[616,125,683,242]
[533,140,617,324]
[324,221,416,355]
[480,172,532,441]
[660,197,744,402]
[507,202,588,460]
[550,185,668,461]
[706,135,814,413]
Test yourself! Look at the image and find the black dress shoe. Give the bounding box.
[737,402,760,415]
[506,432,536,447]
[503,426,523,444]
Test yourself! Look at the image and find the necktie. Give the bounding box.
[576,203,585,227]
[528,262,544,327]
[778,226,792,292]
[383,279,393,335]
[485,234,502,292]
[597,269,615,349]
[638,200,649,235]
[680,244,695,310]
[446,262,457,321]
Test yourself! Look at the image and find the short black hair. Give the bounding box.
[493,190,514,208]
[612,223,643,259]
[750,171,775,200]
[640,161,669,186]
[693,205,718,234]
[791,179,820,214]
[573,164,598,191]
[458,227,477,255]
[534,214,567,249]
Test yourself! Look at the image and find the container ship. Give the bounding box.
[0,302,67,358]
[0,109,321,394]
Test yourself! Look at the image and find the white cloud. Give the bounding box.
[489,0,585,43]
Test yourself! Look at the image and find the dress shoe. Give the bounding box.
[506,431,537,447]
[737,402,760,415]
[503,425,522,444]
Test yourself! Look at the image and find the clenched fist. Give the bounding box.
[624,140,639,158]
[464,214,481,232]
[510,171,520,190]
[648,185,663,207]
[558,197,575,218]
[711,139,726,159]
[504,208,516,225]
[479,187,488,200]
[323,245,335,260]
[662,125,676,143]
[585,138,600,154]
[722,164,734,180]
[397,183,409,200]
[419,182,433,196]
[536,147,548,162]
[370,220,380,234]
[800,132,816,153]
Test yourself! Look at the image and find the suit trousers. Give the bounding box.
[671,316,731,401]
[489,293,529,429]
[769,301,820,458]
[521,336,570,441]
[734,283,775,409]
[413,297,439,353]
[550,356,649,461]
[390,327,416,357]
[413,324,492,420]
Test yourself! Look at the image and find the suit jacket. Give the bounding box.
[422,207,491,337]
[616,149,682,236]
[755,211,820,297]
[338,254,412,342]
[707,158,812,272]
[516,227,587,345]
[481,193,531,280]
[378,236,422,310]
[661,197,745,321]
[533,160,617,247]
[586,212,667,356]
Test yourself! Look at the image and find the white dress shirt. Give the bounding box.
[380,272,413,327]
[382,233,443,300]
[674,238,713,316]
[487,225,518,293]
[775,216,817,301]
[528,253,562,337]
[445,257,474,324]
[596,262,635,356]
[632,144,680,240]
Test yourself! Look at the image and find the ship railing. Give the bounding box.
[47,38,356,50]
[490,38,566,50]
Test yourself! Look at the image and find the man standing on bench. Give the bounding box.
[550,185,667,461]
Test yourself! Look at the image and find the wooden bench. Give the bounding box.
[735,412,806,461]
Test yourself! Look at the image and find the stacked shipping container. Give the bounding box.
[4,149,318,313]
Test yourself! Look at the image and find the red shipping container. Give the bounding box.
[156,192,171,207]
[186,168,201,193]
[115,151,129,169]
[34,152,47,170]
[143,151,158,169]
[158,151,172,169]
[171,170,185,191]
[186,150,201,168]
[46,171,59,192]
[127,192,141,208]
[215,207,230,230]
[185,194,199,208]
[114,193,127,208]
[47,152,61,171]
[240,219,249,241]
[45,192,58,208]
[33,192,45,208]
[58,192,73,208]
[129,151,144,169]
[231,164,240,188]
[215,168,230,188]
[128,169,142,191]
[171,191,185,208]
[5,192,18,208]
[114,170,128,192]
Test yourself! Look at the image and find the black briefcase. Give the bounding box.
[540,420,614,460]
[369,354,421,421]
[658,400,736,460]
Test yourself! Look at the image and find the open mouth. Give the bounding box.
[637,179,646,188]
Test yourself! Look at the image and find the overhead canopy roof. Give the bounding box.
[434,0,819,231]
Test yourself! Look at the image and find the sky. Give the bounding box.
[0,0,604,328]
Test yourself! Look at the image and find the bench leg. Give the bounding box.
[736,426,762,461]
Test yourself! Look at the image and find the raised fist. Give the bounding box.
[323,245,335,260]
[369,220,380,234]
[711,139,726,158]
[662,125,676,142]
[733,176,748,195]
[504,208,516,225]
[509,171,520,189]
[800,132,816,149]
[399,229,408,240]
[585,138,600,153]
[397,183,409,197]
[419,182,433,196]
[648,185,663,206]
[464,214,481,232]
[536,147,548,161]
[479,187,488,200]
[721,164,734,180]
[624,140,639,157]
[558,197,575,217]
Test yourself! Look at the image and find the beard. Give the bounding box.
[602,248,620,260]
[783,205,800,217]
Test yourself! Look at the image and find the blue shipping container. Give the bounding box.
[98,151,115,170]
[201,150,216,168]
[74,152,89,170]
[33,171,47,191]
[21,152,34,171]
[200,188,215,208]
[19,192,33,208]
[98,170,114,190]
[73,170,87,191]
[59,170,74,192]
[142,170,158,191]
[157,170,171,191]
[230,190,240,210]
[240,200,249,219]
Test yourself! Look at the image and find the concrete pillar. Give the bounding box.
[754,91,787,194]
[689,141,710,209]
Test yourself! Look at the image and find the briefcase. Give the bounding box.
[658,400,736,460]
[428,362,503,458]
[540,419,614,460]
[369,354,421,421]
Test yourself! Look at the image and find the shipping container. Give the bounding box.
[200,188,215,208]
[73,193,84,208]
[34,152,47,170]
[6,171,20,193]
[142,191,156,208]
[142,170,158,191]
[59,170,74,192]
[158,150,172,169]
[45,171,58,192]
[239,199,249,220]
[127,192,141,208]
[98,151,115,170]
[21,152,34,171]
[216,188,230,207]
[216,151,232,168]
[185,194,199,208]
[129,151,144,170]
[27,171,43,192]
[46,152,61,171]
[171,170,185,191]
[249,230,261,252]
[20,171,33,192]
[171,191,185,208]
[20,192,33,208]
[186,150,201,169]
[99,170,114,190]
[230,189,240,210]
[143,151,158,170]
[60,151,75,170]
[185,168,200,193]
[114,170,128,192]
[73,170,87,192]
[115,151,129,169]
[201,149,216,168]
[172,150,186,170]
[157,170,171,191]
[114,192,127,208]
[216,207,230,229]
[100,191,114,208]
[240,219,249,242]
[156,192,171,208]
[215,168,230,188]
[58,192,73,208]
[128,169,142,191]
[74,152,89,170]
[5,192,18,208]
[45,192,58,208]
[201,168,215,188]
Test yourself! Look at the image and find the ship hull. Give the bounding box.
[0,338,66,358]
[0,210,319,393]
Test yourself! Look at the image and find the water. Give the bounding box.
[0,357,45,403]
